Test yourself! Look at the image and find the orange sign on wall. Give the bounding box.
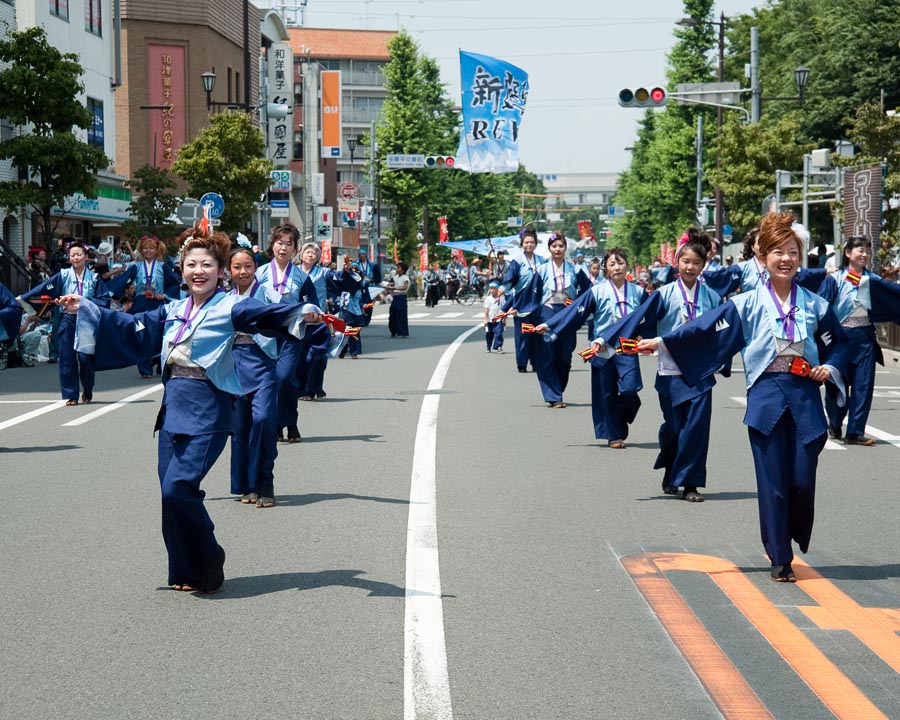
[147,44,186,169]
[321,70,342,158]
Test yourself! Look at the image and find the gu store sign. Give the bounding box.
[267,43,293,167]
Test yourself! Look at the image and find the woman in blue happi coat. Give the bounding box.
[643,212,848,582]
[19,241,111,405]
[604,229,721,501]
[530,232,589,408]
[537,247,647,448]
[297,304,338,400]
[501,226,547,373]
[57,229,312,594]
[255,224,307,443]
[112,236,182,377]
[817,235,900,446]
[227,246,282,508]
[702,225,828,297]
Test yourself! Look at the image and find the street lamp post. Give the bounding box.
[677,13,726,245]
[347,135,359,250]
[201,68,253,113]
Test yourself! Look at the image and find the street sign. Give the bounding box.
[270,199,290,217]
[339,182,359,200]
[506,216,523,227]
[199,192,224,219]
[608,205,626,218]
[673,82,741,107]
[696,205,709,226]
[338,198,360,213]
[386,153,425,169]
[269,170,291,193]
[174,198,202,226]
[722,224,733,237]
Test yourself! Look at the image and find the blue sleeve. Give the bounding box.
[304,323,331,354]
[0,283,21,341]
[817,274,838,304]
[231,297,304,338]
[162,265,182,300]
[91,276,112,309]
[20,273,63,307]
[660,302,746,386]
[76,302,167,369]
[327,268,362,294]
[797,267,828,294]
[596,291,666,346]
[105,265,134,300]
[501,261,519,292]
[701,264,741,297]
[544,287,597,336]
[867,275,900,324]
[816,308,848,376]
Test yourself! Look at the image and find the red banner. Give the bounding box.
[419,243,428,272]
[321,239,332,265]
[577,220,595,246]
[147,45,186,169]
[393,240,399,264]
[451,248,467,267]
[438,216,449,242]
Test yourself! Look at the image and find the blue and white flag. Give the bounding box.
[455,51,529,174]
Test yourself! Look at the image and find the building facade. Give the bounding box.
[288,28,395,253]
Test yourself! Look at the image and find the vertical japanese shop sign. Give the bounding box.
[321,70,342,158]
[267,42,293,167]
[147,45,186,169]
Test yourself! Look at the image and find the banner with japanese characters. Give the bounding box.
[842,164,883,260]
[438,216,449,242]
[455,51,529,174]
[419,243,428,272]
[577,220,595,246]
[266,43,293,166]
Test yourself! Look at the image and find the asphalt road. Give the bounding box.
[2,299,899,720]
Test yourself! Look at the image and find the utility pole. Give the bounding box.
[750,26,760,123]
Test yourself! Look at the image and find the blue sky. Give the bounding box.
[295,0,763,175]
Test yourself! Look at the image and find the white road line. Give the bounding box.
[62,385,163,427]
[436,312,464,318]
[864,423,900,448]
[372,313,389,320]
[470,313,483,319]
[0,400,68,431]
[0,400,62,404]
[405,323,480,720]
[407,313,431,319]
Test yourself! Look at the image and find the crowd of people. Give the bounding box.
[3,213,899,591]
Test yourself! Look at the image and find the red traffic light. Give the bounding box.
[650,87,666,103]
[347,211,357,219]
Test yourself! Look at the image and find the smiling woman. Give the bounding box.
[55,225,317,595]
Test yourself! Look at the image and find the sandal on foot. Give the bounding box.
[256,496,275,508]
[239,493,258,504]
[683,488,705,502]
[81,393,92,404]
[661,481,679,496]
[65,399,78,406]
[286,425,302,443]
[608,439,626,449]
[770,563,796,582]
[277,428,288,443]
[552,401,567,409]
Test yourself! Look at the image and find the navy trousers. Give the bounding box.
[824,325,877,436]
[388,294,409,337]
[297,351,327,398]
[275,337,302,428]
[57,312,94,400]
[158,430,228,589]
[535,304,576,403]
[513,315,537,371]
[341,312,366,357]
[655,375,712,489]
[231,343,278,497]
[590,357,641,441]
[748,410,825,566]
[485,321,504,350]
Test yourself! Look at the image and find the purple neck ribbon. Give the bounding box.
[766,280,799,342]
[677,278,697,321]
[144,259,156,288]
[611,280,629,318]
[270,260,289,294]
[171,289,224,345]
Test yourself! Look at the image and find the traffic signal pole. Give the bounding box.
[714,11,725,248]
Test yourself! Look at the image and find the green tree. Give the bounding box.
[0,27,110,244]
[172,112,272,233]
[122,164,181,242]
[707,113,812,237]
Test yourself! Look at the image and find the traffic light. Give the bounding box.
[617,87,667,108]
[425,155,456,169]
[342,211,357,228]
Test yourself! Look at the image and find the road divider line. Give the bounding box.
[62,385,163,427]
[0,400,67,431]
[407,313,431,319]
[436,312,464,318]
[405,323,480,720]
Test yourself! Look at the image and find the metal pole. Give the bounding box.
[695,114,704,210]
[750,26,760,122]
[243,0,251,110]
[802,153,810,229]
[714,12,725,246]
[370,119,379,268]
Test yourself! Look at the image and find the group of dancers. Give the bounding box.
[25,223,375,594]
[502,213,900,581]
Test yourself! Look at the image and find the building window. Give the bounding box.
[0,118,15,142]
[50,0,69,20]
[235,72,241,105]
[86,98,104,150]
[85,0,101,34]
[293,130,303,161]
